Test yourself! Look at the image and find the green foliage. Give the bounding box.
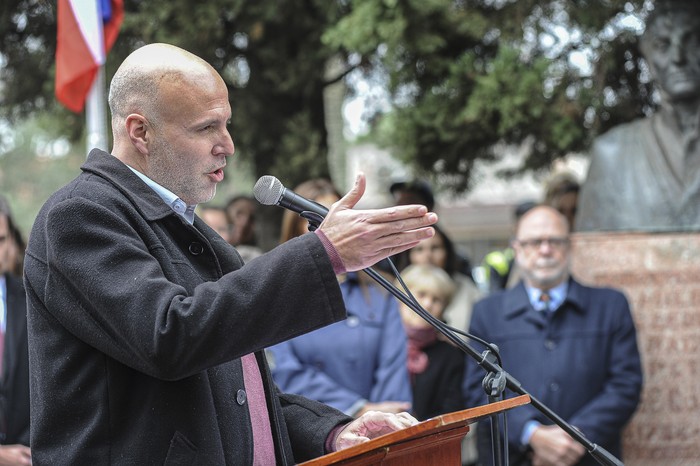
[325,0,650,191]
[0,0,654,201]
[0,115,86,235]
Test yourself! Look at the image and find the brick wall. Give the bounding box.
[571,232,700,466]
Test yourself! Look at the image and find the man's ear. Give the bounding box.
[510,239,521,258]
[125,114,151,155]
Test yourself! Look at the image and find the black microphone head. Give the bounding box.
[254,175,284,206]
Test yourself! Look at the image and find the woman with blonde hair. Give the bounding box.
[397,264,465,421]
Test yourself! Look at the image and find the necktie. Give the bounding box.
[539,291,551,312]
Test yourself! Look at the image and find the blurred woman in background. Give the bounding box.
[267,178,412,417]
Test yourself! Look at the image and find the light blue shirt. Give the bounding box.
[525,281,568,313]
[127,166,197,224]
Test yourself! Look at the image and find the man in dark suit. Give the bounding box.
[0,195,31,466]
[464,205,643,466]
[24,43,435,465]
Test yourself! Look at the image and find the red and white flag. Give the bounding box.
[55,0,123,113]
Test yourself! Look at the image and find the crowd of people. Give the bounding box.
[188,165,642,466]
[0,32,658,465]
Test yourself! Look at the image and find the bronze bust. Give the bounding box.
[576,2,700,232]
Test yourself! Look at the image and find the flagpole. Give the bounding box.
[85,0,110,158]
[85,64,109,157]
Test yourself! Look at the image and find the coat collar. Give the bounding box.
[503,277,588,321]
[81,149,178,222]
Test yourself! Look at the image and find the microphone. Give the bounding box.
[253,175,329,228]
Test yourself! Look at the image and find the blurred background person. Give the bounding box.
[390,179,435,211]
[543,172,580,231]
[198,205,231,244]
[267,178,412,417]
[397,223,481,335]
[5,221,25,280]
[225,195,263,262]
[390,178,473,277]
[397,264,463,421]
[394,222,481,465]
[0,195,31,466]
[480,201,536,294]
[464,205,642,466]
[277,179,341,241]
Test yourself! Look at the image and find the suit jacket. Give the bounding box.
[24,149,351,465]
[0,273,30,446]
[464,278,643,466]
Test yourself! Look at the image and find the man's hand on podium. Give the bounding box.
[530,425,586,466]
[334,411,419,451]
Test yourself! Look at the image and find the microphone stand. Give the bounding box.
[482,349,507,466]
[296,211,622,466]
[359,264,624,466]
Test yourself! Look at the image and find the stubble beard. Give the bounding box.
[150,141,216,205]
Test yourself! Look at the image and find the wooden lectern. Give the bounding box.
[299,395,530,466]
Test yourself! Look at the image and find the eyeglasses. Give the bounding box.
[516,237,569,250]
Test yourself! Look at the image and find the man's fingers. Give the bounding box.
[317,174,438,271]
[362,411,418,433]
[335,432,370,450]
[358,205,433,225]
[395,411,419,427]
[344,235,431,272]
[334,173,366,211]
[380,212,438,233]
[369,226,436,256]
[335,411,419,451]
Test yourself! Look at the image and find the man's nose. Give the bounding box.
[217,132,235,158]
[669,36,686,64]
[538,240,554,253]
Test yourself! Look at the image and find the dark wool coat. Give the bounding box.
[464,279,643,466]
[24,149,352,465]
[0,273,30,446]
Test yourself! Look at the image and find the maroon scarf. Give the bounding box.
[405,325,438,378]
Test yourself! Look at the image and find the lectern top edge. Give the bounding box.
[298,395,531,466]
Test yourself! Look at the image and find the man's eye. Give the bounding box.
[652,38,670,49]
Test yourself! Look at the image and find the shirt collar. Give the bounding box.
[526,281,568,312]
[127,166,197,225]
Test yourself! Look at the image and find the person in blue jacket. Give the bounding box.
[268,179,412,417]
[463,205,643,466]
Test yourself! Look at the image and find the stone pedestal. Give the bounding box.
[571,232,700,466]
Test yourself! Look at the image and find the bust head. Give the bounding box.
[640,2,700,103]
